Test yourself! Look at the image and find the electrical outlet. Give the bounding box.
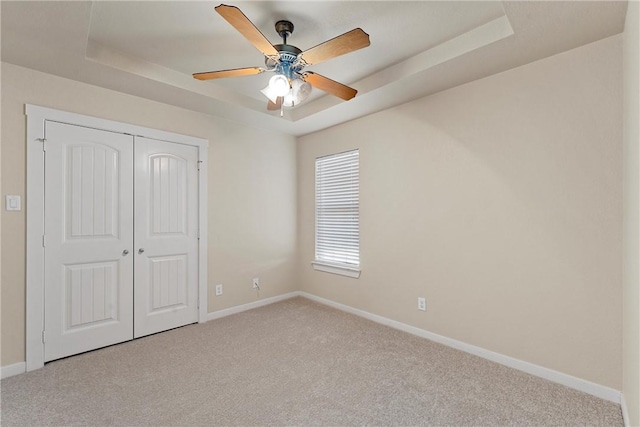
[252,277,260,289]
[215,284,223,296]
[418,297,426,311]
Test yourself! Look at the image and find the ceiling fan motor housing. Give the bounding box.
[266,43,303,80]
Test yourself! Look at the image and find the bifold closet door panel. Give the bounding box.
[43,121,134,362]
[133,136,199,338]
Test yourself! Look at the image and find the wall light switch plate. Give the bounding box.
[5,195,21,211]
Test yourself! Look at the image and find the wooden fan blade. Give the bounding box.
[215,4,279,57]
[304,72,357,101]
[193,67,263,81]
[299,28,370,66]
[267,97,283,111]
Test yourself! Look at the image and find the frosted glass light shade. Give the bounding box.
[283,79,313,107]
[260,85,279,103]
[292,79,312,103]
[268,74,290,97]
[283,92,295,107]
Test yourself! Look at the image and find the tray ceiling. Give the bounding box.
[1,1,628,136]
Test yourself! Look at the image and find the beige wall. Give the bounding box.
[1,28,629,398]
[0,63,298,366]
[623,0,640,423]
[298,35,623,389]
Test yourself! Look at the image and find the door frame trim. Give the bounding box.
[26,104,209,371]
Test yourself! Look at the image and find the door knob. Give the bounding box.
[122,249,129,256]
[138,248,145,254]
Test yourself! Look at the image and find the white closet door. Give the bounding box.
[44,121,134,362]
[134,137,199,338]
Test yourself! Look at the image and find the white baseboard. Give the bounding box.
[299,292,621,404]
[205,291,301,322]
[621,393,629,427]
[1,362,26,379]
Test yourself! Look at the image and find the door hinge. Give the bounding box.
[197,160,203,171]
[36,138,46,151]
[42,330,46,343]
[197,229,200,240]
[42,235,47,247]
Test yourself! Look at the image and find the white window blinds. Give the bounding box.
[315,150,359,267]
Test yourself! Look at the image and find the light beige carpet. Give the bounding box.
[1,297,623,426]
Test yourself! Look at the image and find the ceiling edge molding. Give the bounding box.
[291,14,514,123]
[85,40,267,112]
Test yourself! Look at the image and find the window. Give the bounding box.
[313,149,360,278]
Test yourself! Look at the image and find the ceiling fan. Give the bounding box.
[193,4,370,113]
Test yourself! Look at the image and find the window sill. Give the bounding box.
[312,261,361,278]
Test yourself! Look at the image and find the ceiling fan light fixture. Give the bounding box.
[268,74,290,97]
[260,85,279,104]
[292,79,312,103]
[283,79,312,107]
[283,91,295,107]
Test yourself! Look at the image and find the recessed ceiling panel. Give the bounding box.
[88,1,506,103]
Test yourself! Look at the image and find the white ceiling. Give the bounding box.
[1,1,628,136]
